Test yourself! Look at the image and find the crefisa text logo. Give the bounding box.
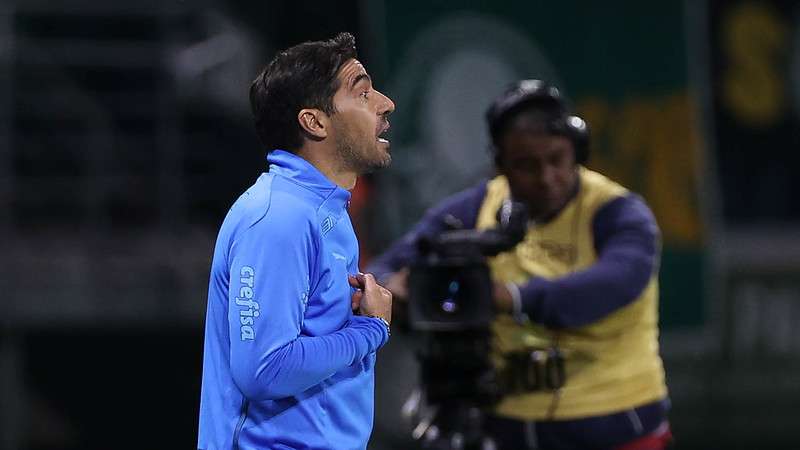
[236,266,260,340]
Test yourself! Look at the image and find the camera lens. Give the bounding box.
[441,300,458,313]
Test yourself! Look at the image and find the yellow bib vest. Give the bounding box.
[476,168,667,420]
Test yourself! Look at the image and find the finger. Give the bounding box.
[348,274,364,289]
[351,291,363,311]
[360,273,377,290]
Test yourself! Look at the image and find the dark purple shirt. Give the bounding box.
[367,180,659,328]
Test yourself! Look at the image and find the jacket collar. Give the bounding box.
[267,149,352,210]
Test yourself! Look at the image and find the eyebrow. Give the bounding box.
[350,73,372,90]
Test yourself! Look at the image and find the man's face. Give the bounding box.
[497,116,579,221]
[329,58,395,174]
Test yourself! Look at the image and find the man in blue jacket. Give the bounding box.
[198,32,395,450]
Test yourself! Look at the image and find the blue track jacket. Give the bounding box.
[198,150,390,450]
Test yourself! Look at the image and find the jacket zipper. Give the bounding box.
[232,400,249,450]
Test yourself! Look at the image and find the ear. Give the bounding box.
[297,109,329,140]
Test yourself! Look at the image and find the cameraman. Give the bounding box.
[368,80,672,450]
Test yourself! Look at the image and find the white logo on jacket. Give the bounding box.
[235,266,260,341]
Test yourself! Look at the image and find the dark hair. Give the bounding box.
[486,79,590,164]
[249,32,357,152]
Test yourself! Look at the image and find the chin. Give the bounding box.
[527,202,557,221]
[373,145,392,166]
[371,155,392,171]
[357,154,391,174]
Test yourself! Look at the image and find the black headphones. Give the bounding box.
[486,79,590,165]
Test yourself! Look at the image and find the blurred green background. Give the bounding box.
[1,1,799,449]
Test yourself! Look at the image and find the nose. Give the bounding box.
[535,164,557,189]
[375,89,395,116]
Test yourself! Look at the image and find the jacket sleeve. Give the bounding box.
[227,212,388,401]
[368,181,489,281]
[518,194,659,329]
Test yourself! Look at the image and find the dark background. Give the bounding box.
[1,1,799,449]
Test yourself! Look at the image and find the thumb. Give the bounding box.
[360,273,378,291]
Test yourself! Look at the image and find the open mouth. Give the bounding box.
[377,121,390,144]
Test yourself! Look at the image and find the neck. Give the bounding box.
[295,144,357,190]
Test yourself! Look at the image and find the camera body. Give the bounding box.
[408,258,493,332]
[409,200,528,332]
[404,201,528,449]
[408,198,528,332]
[408,258,498,408]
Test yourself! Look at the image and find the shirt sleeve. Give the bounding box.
[228,211,388,401]
[368,181,488,281]
[518,194,659,329]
